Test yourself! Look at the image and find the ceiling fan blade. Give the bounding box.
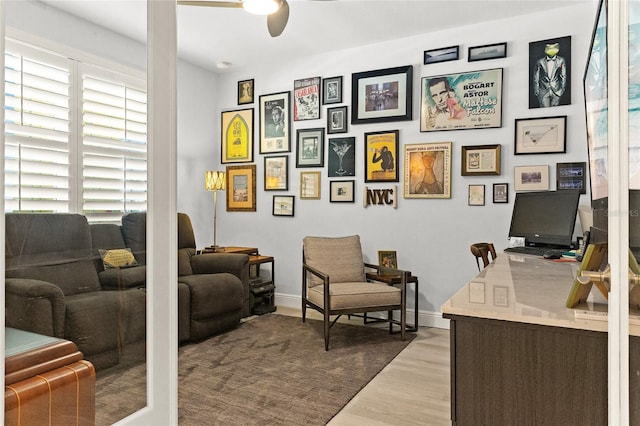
[177,1,242,8]
[267,0,289,37]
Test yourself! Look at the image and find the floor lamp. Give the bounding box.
[205,170,226,252]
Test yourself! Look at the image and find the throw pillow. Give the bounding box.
[99,248,139,269]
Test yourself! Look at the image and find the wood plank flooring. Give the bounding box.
[276,307,451,426]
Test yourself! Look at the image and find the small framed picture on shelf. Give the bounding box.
[327,105,348,134]
[556,162,586,193]
[378,250,398,273]
[264,155,288,191]
[329,180,355,203]
[300,171,321,199]
[328,137,356,177]
[514,165,549,191]
[424,45,459,64]
[272,195,295,217]
[461,144,501,176]
[515,116,567,155]
[468,184,485,206]
[493,183,509,203]
[237,78,254,105]
[296,128,324,168]
[322,76,342,105]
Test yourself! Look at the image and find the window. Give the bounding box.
[4,38,147,222]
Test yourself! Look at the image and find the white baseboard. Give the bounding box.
[274,292,450,330]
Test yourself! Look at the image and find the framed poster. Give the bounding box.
[468,42,507,62]
[493,183,509,203]
[420,68,503,132]
[296,128,324,168]
[328,137,356,177]
[515,116,567,154]
[364,130,399,183]
[293,76,321,121]
[259,91,291,154]
[461,144,501,176]
[226,164,256,212]
[300,171,321,199]
[322,76,342,105]
[351,65,413,124]
[514,165,550,191]
[221,108,254,164]
[329,180,355,203]
[264,155,288,191]
[556,162,586,194]
[468,184,485,206]
[273,195,295,217]
[424,45,459,65]
[403,142,452,199]
[327,105,348,134]
[237,78,254,105]
[529,35,572,108]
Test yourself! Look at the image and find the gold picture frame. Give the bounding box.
[403,142,452,199]
[221,108,254,164]
[300,171,321,199]
[226,164,256,212]
[461,144,501,176]
[378,250,398,272]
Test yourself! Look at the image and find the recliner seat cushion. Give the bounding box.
[308,281,401,310]
[303,235,366,287]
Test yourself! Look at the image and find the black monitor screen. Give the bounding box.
[508,190,580,248]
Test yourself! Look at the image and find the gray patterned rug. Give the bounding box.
[95,313,414,425]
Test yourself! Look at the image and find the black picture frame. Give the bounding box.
[293,76,321,121]
[351,65,413,125]
[327,105,348,134]
[237,78,254,105]
[468,184,485,206]
[328,137,356,177]
[424,45,459,65]
[514,116,567,155]
[296,128,324,168]
[529,35,572,108]
[556,162,587,194]
[322,76,342,105]
[272,195,295,216]
[468,42,507,62]
[264,155,289,191]
[329,180,355,203]
[259,91,291,154]
[493,183,509,203]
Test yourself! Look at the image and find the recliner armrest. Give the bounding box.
[189,253,249,280]
[5,278,66,338]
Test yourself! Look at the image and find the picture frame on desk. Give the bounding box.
[377,250,398,274]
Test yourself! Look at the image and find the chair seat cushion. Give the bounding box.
[308,281,401,310]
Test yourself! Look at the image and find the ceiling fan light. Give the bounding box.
[243,0,280,15]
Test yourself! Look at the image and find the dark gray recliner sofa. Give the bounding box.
[5,212,249,371]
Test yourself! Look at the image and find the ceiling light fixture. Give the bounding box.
[242,0,280,15]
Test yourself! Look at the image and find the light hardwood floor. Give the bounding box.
[276,306,451,426]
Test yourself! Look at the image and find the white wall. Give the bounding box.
[212,3,595,327]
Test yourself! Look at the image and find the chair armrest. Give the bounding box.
[302,262,329,282]
[364,263,408,290]
[5,278,65,338]
[190,253,249,280]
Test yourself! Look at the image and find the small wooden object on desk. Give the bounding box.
[365,270,419,332]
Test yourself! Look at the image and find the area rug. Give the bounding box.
[95,313,414,425]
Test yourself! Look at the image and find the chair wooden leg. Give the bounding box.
[401,304,406,341]
[302,300,306,323]
[324,310,330,351]
[388,310,393,333]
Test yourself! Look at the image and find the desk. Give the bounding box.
[365,272,418,332]
[441,253,640,425]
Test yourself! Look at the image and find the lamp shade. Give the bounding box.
[205,171,226,191]
[243,0,280,15]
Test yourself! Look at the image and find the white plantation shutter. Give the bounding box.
[81,66,147,223]
[4,39,147,222]
[4,43,72,212]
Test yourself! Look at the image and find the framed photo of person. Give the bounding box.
[529,36,572,109]
[272,195,295,217]
[461,144,501,176]
[237,78,254,105]
[322,76,342,104]
[264,155,288,191]
[327,105,348,134]
[296,128,324,168]
[259,91,291,154]
[221,108,254,164]
[420,68,503,132]
[364,130,399,183]
[293,76,321,121]
[300,171,321,199]
[225,165,256,212]
[351,65,413,124]
[403,142,452,199]
[327,137,356,177]
[493,183,509,203]
[329,180,355,203]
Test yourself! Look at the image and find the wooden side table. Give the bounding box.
[365,272,419,332]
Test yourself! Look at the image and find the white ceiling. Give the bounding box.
[41,0,591,73]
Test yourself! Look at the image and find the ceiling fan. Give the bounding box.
[176,0,292,38]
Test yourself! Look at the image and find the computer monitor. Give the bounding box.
[508,190,580,248]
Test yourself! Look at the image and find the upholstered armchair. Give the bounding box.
[302,235,406,350]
